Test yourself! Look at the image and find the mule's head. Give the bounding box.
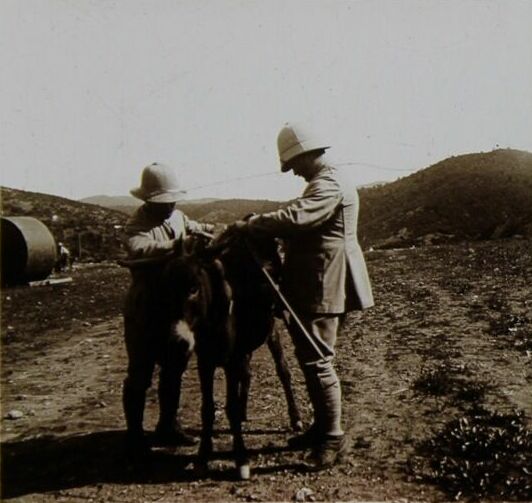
[161,252,236,362]
[161,255,209,351]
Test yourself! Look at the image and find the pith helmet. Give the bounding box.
[130,163,186,203]
[277,123,330,172]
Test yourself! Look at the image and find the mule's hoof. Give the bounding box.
[237,463,250,480]
[292,420,304,432]
[193,461,208,478]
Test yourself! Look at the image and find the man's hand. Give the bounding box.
[172,237,184,253]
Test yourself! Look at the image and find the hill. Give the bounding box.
[87,196,286,222]
[0,188,284,262]
[80,195,142,216]
[1,187,128,262]
[2,149,531,261]
[80,195,142,207]
[80,195,220,215]
[174,199,285,223]
[358,149,532,248]
[83,149,532,249]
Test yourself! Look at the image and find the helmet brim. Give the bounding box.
[130,187,186,203]
[280,146,330,172]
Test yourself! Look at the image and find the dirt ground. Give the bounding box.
[1,240,531,502]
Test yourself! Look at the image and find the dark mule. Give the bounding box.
[162,232,301,479]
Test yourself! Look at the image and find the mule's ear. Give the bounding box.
[213,258,226,277]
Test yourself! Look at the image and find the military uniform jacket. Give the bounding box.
[125,205,208,259]
[247,166,374,314]
[123,205,212,318]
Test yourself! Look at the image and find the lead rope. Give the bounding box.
[243,237,326,360]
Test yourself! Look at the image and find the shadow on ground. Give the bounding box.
[1,430,294,499]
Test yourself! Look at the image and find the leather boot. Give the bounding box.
[305,434,350,471]
[122,382,150,459]
[287,423,323,450]
[154,377,197,446]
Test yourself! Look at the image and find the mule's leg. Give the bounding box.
[238,353,252,422]
[225,364,250,480]
[195,360,216,476]
[267,327,303,431]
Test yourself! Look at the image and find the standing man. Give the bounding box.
[56,242,71,272]
[230,123,374,470]
[122,162,214,459]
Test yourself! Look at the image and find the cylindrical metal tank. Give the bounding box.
[1,216,57,285]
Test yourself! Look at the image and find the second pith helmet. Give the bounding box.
[277,123,330,172]
[130,163,186,203]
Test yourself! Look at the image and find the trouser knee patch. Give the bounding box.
[303,360,339,390]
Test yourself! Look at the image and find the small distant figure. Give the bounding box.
[55,242,72,272]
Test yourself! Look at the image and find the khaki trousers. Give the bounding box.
[287,313,343,437]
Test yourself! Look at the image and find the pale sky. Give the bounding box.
[1,0,531,202]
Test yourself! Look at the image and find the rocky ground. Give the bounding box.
[1,239,531,502]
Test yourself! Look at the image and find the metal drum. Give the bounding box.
[1,216,57,285]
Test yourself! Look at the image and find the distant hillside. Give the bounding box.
[0,187,284,261]
[1,187,128,261]
[88,196,286,222]
[358,149,532,248]
[80,195,143,209]
[80,195,219,213]
[3,149,530,262]
[174,199,285,223]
